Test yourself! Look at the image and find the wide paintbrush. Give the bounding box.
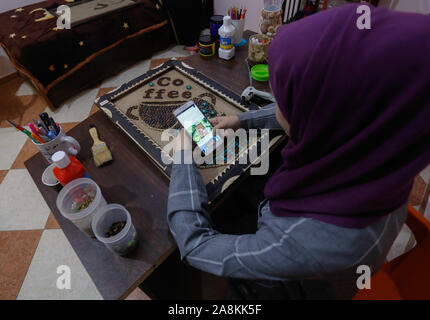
[89,124,113,167]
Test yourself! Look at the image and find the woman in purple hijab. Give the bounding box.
[168,4,430,299]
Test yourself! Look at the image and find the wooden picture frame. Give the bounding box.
[95,59,285,202]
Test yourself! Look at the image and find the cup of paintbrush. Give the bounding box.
[8,119,82,164]
[7,120,42,144]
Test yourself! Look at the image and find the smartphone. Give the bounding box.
[173,101,222,155]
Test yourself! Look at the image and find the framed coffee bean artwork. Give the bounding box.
[95,59,285,202]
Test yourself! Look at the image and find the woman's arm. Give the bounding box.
[237,103,283,130]
[210,103,284,131]
[167,152,322,280]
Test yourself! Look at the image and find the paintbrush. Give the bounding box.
[89,124,112,167]
[7,120,41,144]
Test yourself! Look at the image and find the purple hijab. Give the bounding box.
[264,4,430,228]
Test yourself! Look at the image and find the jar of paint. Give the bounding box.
[199,35,215,58]
[210,15,224,40]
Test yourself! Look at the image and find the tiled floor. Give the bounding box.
[0,45,189,300]
[0,44,429,300]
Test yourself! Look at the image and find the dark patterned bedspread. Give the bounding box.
[0,0,167,88]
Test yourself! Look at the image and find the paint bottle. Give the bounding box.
[199,35,215,58]
[52,151,87,186]
[210,15,224,40]
[218,16,235,60]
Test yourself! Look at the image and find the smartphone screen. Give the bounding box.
[174,101,221,155]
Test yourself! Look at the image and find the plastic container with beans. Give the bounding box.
[260,8,283,37]
[248,34,272,64]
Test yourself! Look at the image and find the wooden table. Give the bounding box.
[25,110,174,300]
[186,30,271,98]
[24,30,274,300]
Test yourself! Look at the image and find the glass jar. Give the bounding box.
[260,0,283,37]
[248,34,271,64]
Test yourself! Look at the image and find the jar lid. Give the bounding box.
[199,35,213,45]
[51,151,71,168]
[251,64,269,82]
[210,15,224,24]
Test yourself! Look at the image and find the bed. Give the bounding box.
[0,0,174,109]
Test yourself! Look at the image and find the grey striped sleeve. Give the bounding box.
[237,103,283,130]
[167,155,323,280]
[167,151,408,286]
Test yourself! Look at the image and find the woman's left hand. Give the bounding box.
[173,129,193,152]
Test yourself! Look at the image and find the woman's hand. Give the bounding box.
[209,115,240,131]
[173,129,192,153]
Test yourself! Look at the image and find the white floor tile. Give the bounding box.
[419,164,430,183]
[17,229,102,300]
[0,169,50,231]
[43,89,99,123]
[151,45,190,60]
[101,59,151,88]
[16,81,37,96]
[0,127,28,170]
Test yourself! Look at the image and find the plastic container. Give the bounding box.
[42,163,62,191]
[218,47,235,60]
[56,178,107,237]
[261,0,284,36]
[52,151,87,186]
[92,204,138,256]
[251,64,269,82]
[231,18,245,46]
[264,0,283,12]
[210,15,224,39]
[248,34,271,64]
[218,15,236,60]
[199,35,215,58]
[219,16,235,50]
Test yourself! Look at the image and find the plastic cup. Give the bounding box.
[91,204,138,256]
[42,163,61,191]
[231,19,245,45]
[56,178,107,237]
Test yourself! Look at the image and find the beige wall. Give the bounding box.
[214,0,430,32]
[379,0,430,14]
[214,0,262,33]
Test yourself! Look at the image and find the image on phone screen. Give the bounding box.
[174,101,221,155]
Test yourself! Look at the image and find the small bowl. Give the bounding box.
[42,163,61,191]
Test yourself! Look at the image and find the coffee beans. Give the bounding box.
[71,193,95,213]
[105,221,126,237]
[139,103,178,129]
